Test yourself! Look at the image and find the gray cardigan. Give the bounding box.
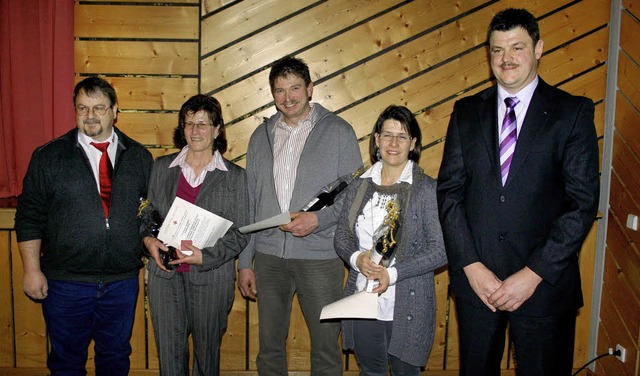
[238,104,362,268]
[334,163,447,367]
[145,153,249,283]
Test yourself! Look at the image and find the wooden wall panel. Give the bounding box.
[598,1,640,375]
[201,0,320,55]
[0,231,13,367]
[75,41,199,75]
[200,0,407,93]
[107,77,199,111]
[75,5,199,39]
[618,52,640,109]
[10,233,47,367]
[620,10,640,64]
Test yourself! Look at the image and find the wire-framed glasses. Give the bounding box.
[75,105,112,116]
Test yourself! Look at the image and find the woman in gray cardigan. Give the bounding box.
[334,105,447,375]
[142,95,249,375]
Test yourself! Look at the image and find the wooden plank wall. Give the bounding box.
[594,0,640,375]
[0,0,612,374]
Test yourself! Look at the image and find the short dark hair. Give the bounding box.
[269,56,312,91]
[369,105,421,164]
[173,94,227,153]
[73,76,117,107]
[488,8,540,45]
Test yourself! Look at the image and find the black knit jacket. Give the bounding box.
[15,127,153,283]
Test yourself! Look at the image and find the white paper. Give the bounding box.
[320,290,378,320]
[157,197,233,250]
[239,212,292,234]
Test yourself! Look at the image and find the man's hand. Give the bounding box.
[280,212,318,237]
[143,236,170,272]
[238,268,257,301]
[488,267,542,312]
[18,239,48,300]
[463,262,503,312]
[22,270,48,300]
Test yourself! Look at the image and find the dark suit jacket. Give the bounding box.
[436,79,599,316]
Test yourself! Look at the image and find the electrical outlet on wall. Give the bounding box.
[615,344,626,363]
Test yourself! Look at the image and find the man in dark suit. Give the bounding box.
[436,8,599,376]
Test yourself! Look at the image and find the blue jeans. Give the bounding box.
[42,278,138,376]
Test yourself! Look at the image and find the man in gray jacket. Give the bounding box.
[238,56,362,375]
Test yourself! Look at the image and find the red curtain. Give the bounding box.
[0,0,75,199]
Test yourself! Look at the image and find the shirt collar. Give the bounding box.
[360,160,414,185]
[498,75,539,107]
[273,103,317,132]
[169,146,228,172]
[78,129,116,147]
[77,129,118,155]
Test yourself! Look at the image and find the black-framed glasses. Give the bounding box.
[75,105,112,116]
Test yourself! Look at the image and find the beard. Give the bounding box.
[81,119,106,138]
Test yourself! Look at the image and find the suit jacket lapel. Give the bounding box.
[477,87,502,184]
[197,168,222,206]
[506,80,555,186]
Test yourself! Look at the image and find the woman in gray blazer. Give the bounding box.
[334,105,447,375]
[142,95,249,375]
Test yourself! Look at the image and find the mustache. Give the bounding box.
[83,119,100,125]
[500,62,518,68]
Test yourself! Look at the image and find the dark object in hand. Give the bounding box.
[138,198,179,270]
[302,165,366,212]
[159,246,178,270]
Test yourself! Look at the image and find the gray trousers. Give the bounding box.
[254,252,344,376]
[148,267,234,376]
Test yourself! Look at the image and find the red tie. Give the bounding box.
[91,142,113,217]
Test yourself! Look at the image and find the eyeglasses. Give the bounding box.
[378,132,411,143]
[75,105,112,116]
[184,122,213,130]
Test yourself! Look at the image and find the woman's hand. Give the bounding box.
[143,236,170,272]
[168,242,203,266]
[370,269,390,294]
[356,251,384,280]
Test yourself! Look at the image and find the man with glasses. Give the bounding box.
[15,76,153,375]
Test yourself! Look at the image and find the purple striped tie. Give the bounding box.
[499,97,520,186]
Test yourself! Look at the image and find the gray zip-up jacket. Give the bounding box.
[238,104,362,268]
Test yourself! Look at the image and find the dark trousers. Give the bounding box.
[42,278,138,376]
[456,299,577,376]
[254,252,344,376]
[352,319,421,376]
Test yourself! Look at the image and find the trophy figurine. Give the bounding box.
[365,199,401,292]
[137,198,178,270]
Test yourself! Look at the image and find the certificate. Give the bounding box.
[320,291,378,320]
[239,212,291,234]
[157,197,233,250]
